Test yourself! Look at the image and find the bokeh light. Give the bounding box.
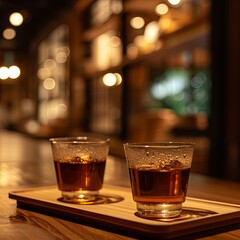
[155,3,169,15]
[130,17,145,29]
[3,28,16,40]
[0,66,9,80]
[43,78,56,90]
[9,12,24,26]
[9,65,21,79]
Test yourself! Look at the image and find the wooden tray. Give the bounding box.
[9,185,240,240]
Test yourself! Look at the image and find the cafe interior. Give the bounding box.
[1,0,240,239]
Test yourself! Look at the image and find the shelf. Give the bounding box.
[82,15,121,42]
[124,17,209,67]
[82,17,209,78]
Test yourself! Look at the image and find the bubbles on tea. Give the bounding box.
[71,154,97,164]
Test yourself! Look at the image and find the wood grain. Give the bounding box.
[2,129,240,239]
[8,185,240,239]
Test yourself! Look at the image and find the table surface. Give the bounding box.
[1,129,240,240]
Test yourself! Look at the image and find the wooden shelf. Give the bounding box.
[124,17,210,67]
[82,17,209,78]
[82,15,121,42]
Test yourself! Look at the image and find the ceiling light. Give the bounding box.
[9,12,24,26]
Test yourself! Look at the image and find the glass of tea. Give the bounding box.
[124,142,194,219]
[50,136,110,204]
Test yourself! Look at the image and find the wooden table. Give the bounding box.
[1,129,240,239]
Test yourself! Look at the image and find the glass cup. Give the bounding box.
[50,136,110,204]
[123,142,194,219]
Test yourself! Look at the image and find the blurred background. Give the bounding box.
[0,0,240,181]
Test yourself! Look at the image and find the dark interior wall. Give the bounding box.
[209,0,240,181]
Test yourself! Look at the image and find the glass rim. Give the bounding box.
[49,136,110,144]
[123,142,195,149]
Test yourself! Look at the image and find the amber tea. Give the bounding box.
[54,158,106,191]
[124,142,194,219]
[129,165,190,203]
[50,137,110,203]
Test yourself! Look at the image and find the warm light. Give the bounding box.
[43,78,55,90]
[127,43,139,59]
[110,36,121,47]
[168,0,182,6]
[0,162,21,186]
[134,35,149,52]
[155,3,169,15]
[103,73,117,86]
[38,99,68,124]
[44,59,56,70]
[55,47,69,63]
[92,31,122,71]
[93,34,110,70]
[57,104,68,117]
[9,65,21,79]
[159,16,178,33]
[25,120,40,134]
[98,34,110,45]
[9,12,24,26]
[0,66,9,80]
[37,68,51,80]
[46,102,68,120]
[114,73,122,85]
[111,0,123,14]
[2,28,16,40]
[130,17,145,29]
[144,21,160,43]
[56,52,68,63]
[102,73,122,86]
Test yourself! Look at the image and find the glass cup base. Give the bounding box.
[136,202,182,219]
[60,190,99,203]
